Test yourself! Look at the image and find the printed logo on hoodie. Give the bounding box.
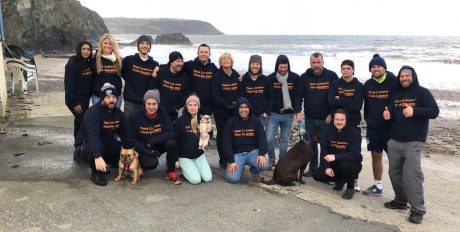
[367,90,390,99]
[103,120,120,129]
[331,140,349,151]
[82,67,92,76]
[309,82,331,90]
[234,128,255,137]
[193,70,213,80]
[132,64,154,77]
[222,83,238,91]
[102,65,117,74]
[273,82,294,90]
[245,86,265,94]
[139,124,162,135]
[337,87,355,97]
[394,98,416,108]
[162,80,182,92]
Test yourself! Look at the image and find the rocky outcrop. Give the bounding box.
[104,18,224,35]
[154,33,192,46]
[1,0,108,52]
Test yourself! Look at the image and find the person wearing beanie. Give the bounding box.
[298,52,339,177]
[183,44,218,115]
[153,51,190,121]
[74,82,130,186]
[122,34,159,120]
[383,65,438,224]
[265,55,302,169]
[127,89,181,184]
[174,94,213,184]
[242,55,274,128]
[362,53,399,196]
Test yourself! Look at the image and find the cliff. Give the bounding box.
[104,18,224,35]
[1,0,108,52]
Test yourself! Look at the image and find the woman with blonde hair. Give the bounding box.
[91,33,123,108]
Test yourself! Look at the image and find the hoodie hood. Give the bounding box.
[397,65,419,89]
[274,55,290,73]
[235,97,253,118]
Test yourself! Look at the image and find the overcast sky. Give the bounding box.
[79,0,459,36]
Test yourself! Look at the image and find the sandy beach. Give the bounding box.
[1,56,459,231]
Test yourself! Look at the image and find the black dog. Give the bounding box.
[261,132,321,186]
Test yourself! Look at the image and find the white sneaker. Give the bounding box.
[354,179,361,192]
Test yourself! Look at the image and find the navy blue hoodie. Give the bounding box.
[320,124,363,169]
[122,54,159,104]
[222,97,268,163]
[153,66,191,116]
[363,71,398,130]
[388,66,439,142]
[74,102,128,158]
[127,107,175,155]
[211,67,243,119]
[241,73,274,116]
[174,111,213,159]
[299,67,339,119]
[266,55,301,114]
[64,56,93,108]
[328,77,364,127]
[184,58,218,115]
[91,57,122,96]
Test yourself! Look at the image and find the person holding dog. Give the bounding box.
[223,97,268,183]
[313,109,363,200]
[383,66,439,224]
[174,94,213,184]
[127,89,181,185]
[74,83,130,186]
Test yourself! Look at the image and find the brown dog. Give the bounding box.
[115,148,143,184]
[198,114,213,150]
[261,132,321,186]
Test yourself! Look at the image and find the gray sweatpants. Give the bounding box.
[387,139,426,214]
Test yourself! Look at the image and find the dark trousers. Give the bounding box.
[123,100,144,122]
[67,102,89,140]
[313,160,362,189]
[138,139,178,172]
[167,111,178,122]
[75,138,121,172]
[215,116,229,164]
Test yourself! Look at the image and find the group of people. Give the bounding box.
[65,33,439,224]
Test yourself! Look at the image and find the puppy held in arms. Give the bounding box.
[115,148,143,184]
[261,132,321,186]
[197,114,213,150]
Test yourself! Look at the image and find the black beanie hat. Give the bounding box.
[341,59,355,69]
[137,35,152,50]
[168,51,183,65]
[369,54,387,71]
[99,82,118,100]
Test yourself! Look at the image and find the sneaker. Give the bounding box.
[91,172,107,186]
[252,173,261,183]
[354,179,361,192]
[363,185,383,196]
[342,188,354,199]
[384,200,408,210]
[333,180,345,191]
[409,211,423,224]
[267,158,275,170]
[166,171,182,185]
[303,169,314,177]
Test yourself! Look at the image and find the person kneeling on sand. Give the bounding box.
[313,109,363,199]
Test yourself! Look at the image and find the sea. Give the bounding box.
[116,34,460,119]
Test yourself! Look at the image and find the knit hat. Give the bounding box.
[168,51,183,65]
[99,82,117,100]
[186,95,200,108]
[369,54,387,71]
[143,89,160,104]
[137,35,152,50]
[341,59,355,69]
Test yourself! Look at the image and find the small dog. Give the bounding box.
[198,114,213,150]
[261,132,321,186]
[115,148,143,184]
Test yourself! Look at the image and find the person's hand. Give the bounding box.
[175,161,180,169]
[325,114,332,124]
[73,105,82,114]
[227,162,238,175]
[383,106,391,120]
[95,157,107,172]
[257,156,267,167]
[152,66,159,78]
[335,95,340,100]
[324,154,336,162]
[325,168,334,177]
[295,113,303,122]
[261,113,268,118]
[402,103,413,117]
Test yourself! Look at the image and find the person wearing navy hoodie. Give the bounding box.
[211,52,243,169]
[153,51,190,122]
[223,97,268,183]
[383,66,439,224]
[328,60,363,129]
[122,35,159,119]
[183,44,218,115]
[265,55,302,169]
[313,109,363,200]
[74,83,129,186]
[298,52,339,176]
[127,89,181,185]
[65,41,94,141]
[241,55,274,127]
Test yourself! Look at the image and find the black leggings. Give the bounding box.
[68,102,89,140]
[313,160,362,189]
[138,139,178,172]
[214,116,229,164]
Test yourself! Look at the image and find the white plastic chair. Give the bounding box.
[5,58,39,94]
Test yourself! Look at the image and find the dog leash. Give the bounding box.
[298,120,312,144]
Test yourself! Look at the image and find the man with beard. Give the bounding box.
[74,83,130,186]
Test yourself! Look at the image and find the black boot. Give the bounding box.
[91,169,107,186]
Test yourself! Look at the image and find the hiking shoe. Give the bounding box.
[91,172,107,186]
[252,173,261,183]
[354,179,361,192]
[384,200,408,210]
[166,171,182,185]
[363,185,383,196]
[303,169,314,177]
[342,188,354,199]
[409,211,423,224]
[333,180,345,191]
[267,158,275,170]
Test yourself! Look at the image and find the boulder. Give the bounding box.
[154,33,192,46]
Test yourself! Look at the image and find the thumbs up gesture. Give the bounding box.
[383,106,390,120]
[402,103,414,117]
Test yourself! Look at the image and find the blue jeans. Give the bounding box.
[92,95,123,109]
[304,116,327,172]
[225,149,268,183]
[179,153,212,185]
[256,116,268,129]
[266,113,294,161]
